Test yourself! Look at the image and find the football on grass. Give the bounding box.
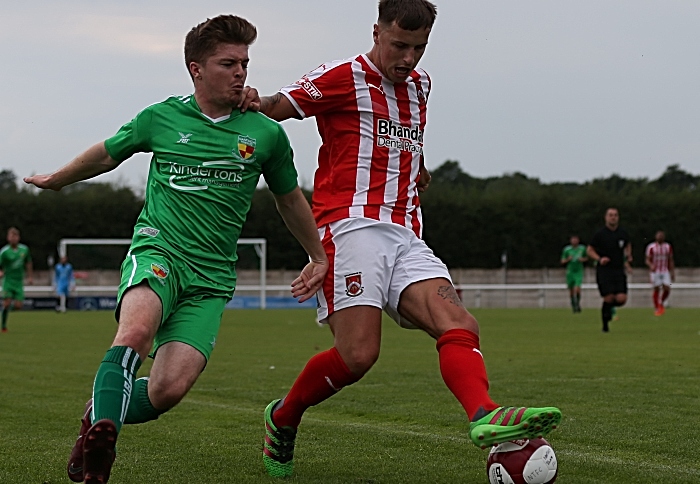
[487,438,557,484]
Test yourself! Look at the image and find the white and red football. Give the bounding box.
[487,438,557,484]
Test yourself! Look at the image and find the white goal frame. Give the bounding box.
[56,237,271,309]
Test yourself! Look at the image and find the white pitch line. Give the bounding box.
[183,398,700,477]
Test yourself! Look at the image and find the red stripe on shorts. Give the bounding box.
[321,225,336,315]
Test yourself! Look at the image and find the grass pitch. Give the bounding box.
[0,307,699,483]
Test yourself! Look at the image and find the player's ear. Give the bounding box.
[372,24,380,44]
[189,61,202,81]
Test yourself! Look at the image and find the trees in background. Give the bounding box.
[422,162,700,268]
[1,164,698,270]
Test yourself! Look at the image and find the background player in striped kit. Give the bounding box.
[645,230,675,316]
[252,0,561,477]
[25,15,327,483]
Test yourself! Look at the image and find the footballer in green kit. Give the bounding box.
[0,227,33,332]
[561,235,588,313]
[25,15,328,483]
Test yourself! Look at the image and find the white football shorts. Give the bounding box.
[316,218,452,329]
[650,271,671,287]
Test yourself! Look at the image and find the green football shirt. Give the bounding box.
[104,95,298,291]
[561,244,586,273]
[0,244,31,285]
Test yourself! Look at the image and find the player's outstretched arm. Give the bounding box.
[272,187,328,302]
[260,93,302,121]
[24,142,120,191]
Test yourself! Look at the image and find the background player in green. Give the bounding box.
[0,227,33,332]
[24,15,328,483]
[560,235,588,313]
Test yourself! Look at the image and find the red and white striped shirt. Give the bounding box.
[645,242,673,272]
[280,54,430,237]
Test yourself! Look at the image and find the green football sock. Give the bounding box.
[124,376,165,424]
[92,346,142,433]
[570,296,576,310]
[1,306,9,329]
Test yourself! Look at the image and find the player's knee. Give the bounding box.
[148,377,190,410]
[113,325,155,359]
[342,346,379,376]
[433,311,480,338]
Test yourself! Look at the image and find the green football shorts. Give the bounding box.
[2,281,24,301]
[117,246,232,361]
[566,271,583,289]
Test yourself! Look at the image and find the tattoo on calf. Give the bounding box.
[437,285,461,305]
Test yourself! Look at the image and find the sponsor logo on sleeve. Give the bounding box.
[296,76,323,100]
[344,272,364,297]
[138,227,160,238]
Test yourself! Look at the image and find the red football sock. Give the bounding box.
[436,328,498,421]
[661,288,670,303]
[273,347,360,429]
[652,289,660,308]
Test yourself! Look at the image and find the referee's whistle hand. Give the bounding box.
[599,257,610,266]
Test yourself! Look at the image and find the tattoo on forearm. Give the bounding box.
[261,93,283,113]
[437,285,462,305]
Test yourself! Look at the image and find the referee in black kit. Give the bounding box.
[586,208,632,332]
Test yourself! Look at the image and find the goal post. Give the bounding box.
[57,237,269,309]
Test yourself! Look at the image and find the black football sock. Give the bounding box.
[601,302,612,331]
[1,306,9,330]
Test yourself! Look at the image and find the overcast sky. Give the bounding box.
[2,0,699,192]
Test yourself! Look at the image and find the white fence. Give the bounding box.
[453,282,700,309]
[23,280,700,309]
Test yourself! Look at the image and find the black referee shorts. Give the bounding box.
[596,268,627,297]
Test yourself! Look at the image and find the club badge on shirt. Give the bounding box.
[237,135,257,161]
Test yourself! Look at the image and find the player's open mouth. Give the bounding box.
[394,67,411,77]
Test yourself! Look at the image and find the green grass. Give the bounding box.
[1,307,699,483]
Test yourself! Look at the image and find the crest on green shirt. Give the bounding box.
[236,135,256,162]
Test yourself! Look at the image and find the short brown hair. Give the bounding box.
[378,0,437,30]
[185,15,257,71]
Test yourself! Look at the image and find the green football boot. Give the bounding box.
[469,406,562,449]
[263,399,297,478]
